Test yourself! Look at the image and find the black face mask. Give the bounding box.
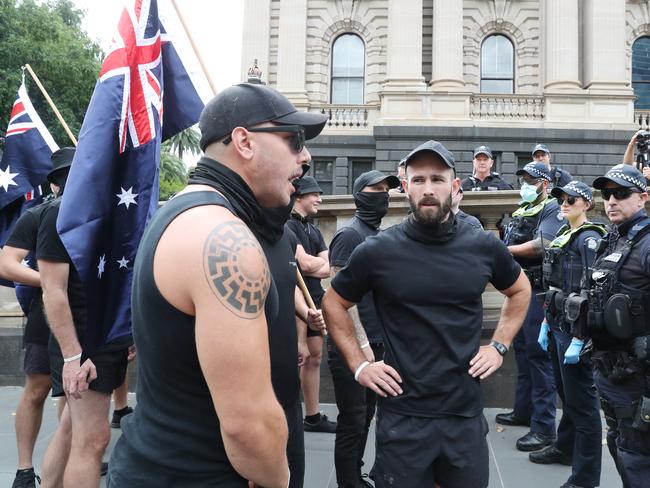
[261,193,297,242]
[354,192,389,229]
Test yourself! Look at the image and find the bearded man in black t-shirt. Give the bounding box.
[323,140,531,488]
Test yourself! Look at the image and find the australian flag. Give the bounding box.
[56,0,212,352]
[0,83,57,310]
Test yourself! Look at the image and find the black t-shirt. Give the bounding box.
[5,203,49,345]
[285,214,327,306]
[256,229,301,407]
[35,199,87,342]
[331,219,521,418]
[329,217,383,343]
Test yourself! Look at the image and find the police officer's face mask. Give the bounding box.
[519,182,540,203]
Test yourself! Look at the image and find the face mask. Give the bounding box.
[354,192,390,228]
[519,183,539,203]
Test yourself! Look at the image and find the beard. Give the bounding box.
[409,193,452,226]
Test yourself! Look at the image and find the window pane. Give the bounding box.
[332,78,363,104]
[318,182,333,195]
[480,79,513,94]
[332,34,364,77]
[633,82,650,109]
[350,160,373,190]
[633,37,650,83]
[481,35,514,79]
[314,160,333,181]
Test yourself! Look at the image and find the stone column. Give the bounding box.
[240,0,271,83]
[583,0,629,92]
[276,0,309,105]
[430,0,464,90]
[384,0,425,88]
[544,0,581,91]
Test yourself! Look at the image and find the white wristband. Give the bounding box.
[359,341,370,349]
[63,353,82,363]
[354,361,370,382]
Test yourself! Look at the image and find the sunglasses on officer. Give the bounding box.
[600,187,640,201]
[557,195,578,206]
[222,125,306,153]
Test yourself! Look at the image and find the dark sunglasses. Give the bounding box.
[223,125,306,153]
[601,187,639,201]
[557,195,578,206]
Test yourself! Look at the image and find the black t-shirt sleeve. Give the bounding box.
[284,226,298,254]
[487,233,522,290]
[5,211,38,250]
[315,228,327,254]
[330,242,372,303]
[36,205,71,264]
[329,228,362,267]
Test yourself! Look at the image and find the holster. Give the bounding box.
[632,396,650,432]
[591,351,639,382]
[565,292,588,338]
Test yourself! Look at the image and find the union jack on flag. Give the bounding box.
[57,0,212,352]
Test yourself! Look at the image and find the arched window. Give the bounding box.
[633,37,650,109]
[481,35,514,94]
[331,34,365,104]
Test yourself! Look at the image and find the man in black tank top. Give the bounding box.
[107,83,327,488]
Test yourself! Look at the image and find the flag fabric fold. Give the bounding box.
[56,0,211,352]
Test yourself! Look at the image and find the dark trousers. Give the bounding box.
[328,339,384,488]
[594,367,650,488]
[512,292,557,436]
[285,399,305,488]
[550,326,602,488]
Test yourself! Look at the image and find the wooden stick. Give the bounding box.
[170,0,218,96]
[296,269,327,336]
[23,64,77,146]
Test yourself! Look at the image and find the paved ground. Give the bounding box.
[0,386,622,488]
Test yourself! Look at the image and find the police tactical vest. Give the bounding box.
[504,197,555,246]
[588,217,650,341]
[543,223,607,292]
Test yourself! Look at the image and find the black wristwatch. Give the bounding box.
[490,340,508,357]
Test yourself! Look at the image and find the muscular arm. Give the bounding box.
[331,265,369,347]
[295,245,329,278]
[0,246,40,287]
[508,237,546,259]
[491,270,531,348]
[156,208,289,488]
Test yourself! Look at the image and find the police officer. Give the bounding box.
[461,145,513,191]
[532,143,573,188]
[586,164,650,488]
[535,181,606,488]
[498,162,566,451]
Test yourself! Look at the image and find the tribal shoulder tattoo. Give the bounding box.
[203,221,270,319]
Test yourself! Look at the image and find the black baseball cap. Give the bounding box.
[593,164,648,192]
[551,181,594,203]
[532,143,550,156]
[199,83,328,150]
[47,147,75,183]
[473,145,492,158]
[295,176,323,195]
[402,140,455,171]
[352,170,400,194]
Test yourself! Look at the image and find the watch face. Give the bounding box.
[491,341,507,356]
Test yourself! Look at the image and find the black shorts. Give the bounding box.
[24,342,51,376]
[371,409,489,488]
[50,347,128,398]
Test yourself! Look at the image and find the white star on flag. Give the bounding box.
[117,256,129,269]
[0,165,19,192]
[21,259,30,267]
[97,254,106,278]
[116,187,139,209]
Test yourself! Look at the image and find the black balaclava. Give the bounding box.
[49,167,70,196]
[188,156,285,243]
[354,192,389,229]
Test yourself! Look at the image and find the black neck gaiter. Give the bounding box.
[260,194,297,243]
[403,212,457,245]
[354,192,389,229]
[188,157,282,243]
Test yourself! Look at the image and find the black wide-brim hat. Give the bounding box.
[47,147,75,183]
[295,176,323,195]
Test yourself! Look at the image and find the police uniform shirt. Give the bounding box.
[329,221,383,344]
[330,218,521,418]
[5,204,49,345]
[613,210,650,290]
[550,167,573,188]
[461,173,513,191]
[285,214,327,306]
[532,198,566,242]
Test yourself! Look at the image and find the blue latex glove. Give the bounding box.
[537,320,550,351]
[564,338,584,364]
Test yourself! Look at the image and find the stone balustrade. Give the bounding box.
[311,104,380,129]
[470,94,545,121]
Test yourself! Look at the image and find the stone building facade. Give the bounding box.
[241,0,650,193]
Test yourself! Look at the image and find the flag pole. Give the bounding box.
[22,64,78,146]
[296,269,327,337]
[170,0,218,96]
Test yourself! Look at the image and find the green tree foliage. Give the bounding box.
[0,0,102,146]
[167,126,200,159]
[159,140,188,200]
